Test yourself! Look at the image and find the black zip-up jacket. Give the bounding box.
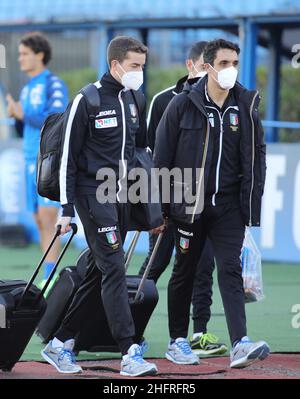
[154,76,266,226]
[147,75,199,151]
[203,88,241,205]
[60,73,147,217]
[147,75,187,150]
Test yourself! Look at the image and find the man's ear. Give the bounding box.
[110,59,118,71]
[37,51,45,64]
[185,59,193,73]
[203,63,211,72]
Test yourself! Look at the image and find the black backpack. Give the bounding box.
[37,83,101,202]
[37,84,145,202]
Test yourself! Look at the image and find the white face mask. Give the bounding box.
[191,62,207,79]
[118,63,143,91]
[210,65,238,90]
[197,70,207,78]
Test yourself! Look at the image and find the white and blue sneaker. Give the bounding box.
[165,337,200,365]
[139,337,149,355]
[41,339,82,374]
[230,336,270,368]
[120,344,158,377]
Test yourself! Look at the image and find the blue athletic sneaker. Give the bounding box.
[165,337,200,365]
[139,337,149,355]
[41,339,82,374]
[120,344,158,377]
[230,336,270,368]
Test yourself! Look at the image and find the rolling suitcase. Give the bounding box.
[74,232,163,353]
[36,247,93,343]
[0,224,77,372]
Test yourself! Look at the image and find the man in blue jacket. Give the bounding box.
[6,32,68,286]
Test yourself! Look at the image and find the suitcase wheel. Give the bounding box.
[0,362,16,372]
[1,362,15,372]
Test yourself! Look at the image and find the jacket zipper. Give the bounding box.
[206,105,238,206]
[117,89,127,202]
[248,91,259,226]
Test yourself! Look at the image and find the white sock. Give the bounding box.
[193,332,204,340]
[52,337,64,349]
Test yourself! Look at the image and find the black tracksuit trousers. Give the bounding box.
[55,195,135,355]
[169,202,247,346]
[139,221,215,334]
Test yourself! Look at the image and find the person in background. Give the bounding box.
[139,41,228,357]
[6,32,68,288]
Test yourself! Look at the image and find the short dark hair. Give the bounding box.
[20,32,52,65]
[107,36,148,67]
[187,41,208,62]
[203,39,240,66]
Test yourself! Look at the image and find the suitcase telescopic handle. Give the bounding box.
[124,231,141,272]
[133,232,163,303]
[18,223,78,308]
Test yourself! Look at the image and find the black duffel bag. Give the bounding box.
[128,147,163,231]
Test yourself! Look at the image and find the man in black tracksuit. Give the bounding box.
[139,41,227,356]
[140,42,206,284]
[41,36,161,377]
[154,39,270,368]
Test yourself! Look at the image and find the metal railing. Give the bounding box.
[1,118,300,142]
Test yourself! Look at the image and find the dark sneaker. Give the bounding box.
[189,333,228,356]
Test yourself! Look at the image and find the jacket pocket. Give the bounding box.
[177,118,205,169]
[169,180,196,222]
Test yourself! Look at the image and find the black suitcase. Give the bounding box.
[74,232,163,353]
[36,248,92,343]
[0,224,77,372]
